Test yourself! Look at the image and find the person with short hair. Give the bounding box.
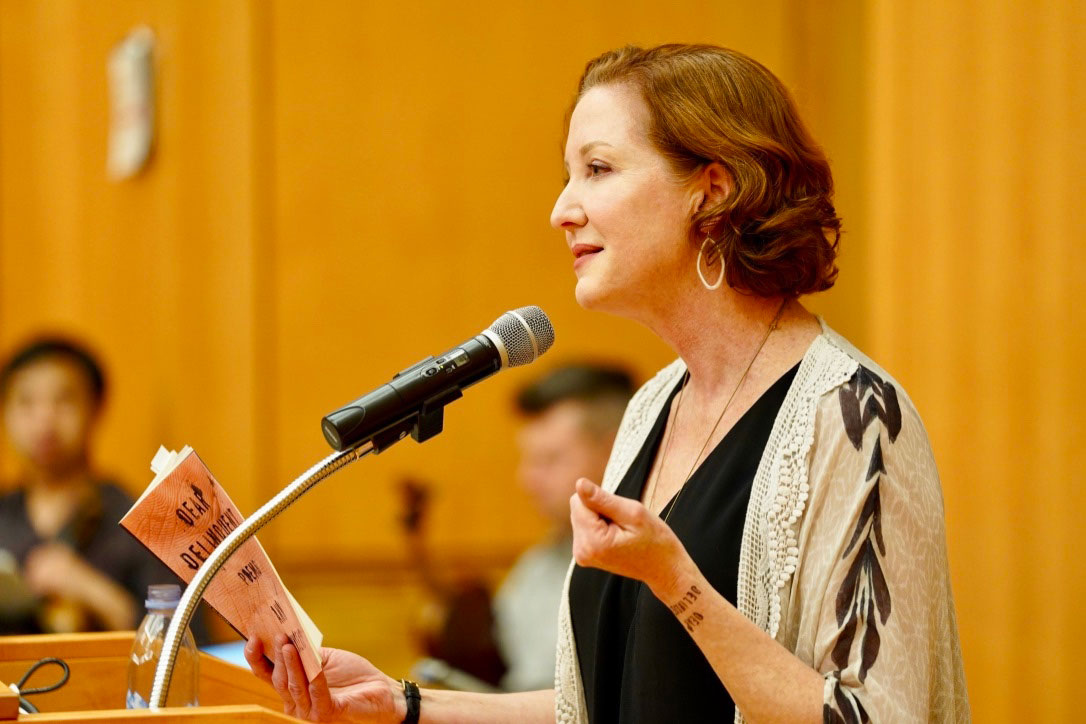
[493,365,634,692]
[0,337,182,634]
[246,44,969,723]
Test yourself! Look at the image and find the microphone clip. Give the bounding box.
[368,388,462,453]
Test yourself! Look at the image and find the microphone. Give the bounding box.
[321,306,555,452]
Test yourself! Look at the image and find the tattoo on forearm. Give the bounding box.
[668,583,703,631]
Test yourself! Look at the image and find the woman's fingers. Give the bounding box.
[571,485,622,568]
[571,478,684,591]
[244,637,274,684]
[283,643,313,720]
[270,636,296,716]
[576,478,647,528]
[256,636,336,722]
[308,672,337,722]
[570,489,604,530]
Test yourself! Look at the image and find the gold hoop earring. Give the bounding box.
[697,237,724,290]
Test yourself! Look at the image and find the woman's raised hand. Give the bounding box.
[245,636,404,723]
[569,478,693,597]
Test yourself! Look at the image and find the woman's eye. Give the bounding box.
[587,162,610,177]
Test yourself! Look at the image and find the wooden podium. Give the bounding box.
[0,632,298,722]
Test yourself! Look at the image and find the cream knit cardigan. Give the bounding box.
[553,323,970,723]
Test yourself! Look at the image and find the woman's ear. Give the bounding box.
[694,162,733,213]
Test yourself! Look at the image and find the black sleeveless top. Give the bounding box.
[568,364,798,723]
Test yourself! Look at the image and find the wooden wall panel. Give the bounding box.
[783,0,870,347]
[866,0,1085,719]
[0,0,264,513]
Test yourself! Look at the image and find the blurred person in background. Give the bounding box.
[0,337,197,636]
[493,364,634,692]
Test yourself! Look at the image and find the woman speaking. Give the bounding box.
[245,44,969,723]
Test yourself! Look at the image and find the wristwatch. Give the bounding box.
[401,679,421,724]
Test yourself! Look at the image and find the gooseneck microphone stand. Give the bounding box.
[148,305,554,708]
[148,443,368,708]
[149,414,445,707]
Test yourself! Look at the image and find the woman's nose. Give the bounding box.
[550,183,586,230]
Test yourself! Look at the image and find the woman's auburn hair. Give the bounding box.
[574,44,841,298]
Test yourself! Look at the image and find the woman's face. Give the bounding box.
[550,83,701,318]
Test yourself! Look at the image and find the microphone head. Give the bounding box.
[486,306,555,367]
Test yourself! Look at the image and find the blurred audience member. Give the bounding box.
[493,364,634,691]
[0,337,185,635]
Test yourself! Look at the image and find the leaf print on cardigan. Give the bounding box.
[825,671,871,724]
[838,366,901,450]
[824,366,899,724]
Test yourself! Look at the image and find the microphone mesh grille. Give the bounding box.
[488,306,555,367]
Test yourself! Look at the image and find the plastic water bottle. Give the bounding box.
[125,584,199,708]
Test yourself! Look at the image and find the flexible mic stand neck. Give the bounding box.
[149,443,372,709]
[148,305,555,707]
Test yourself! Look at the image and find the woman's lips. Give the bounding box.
[571,243,603,258]
[571,244,603,270]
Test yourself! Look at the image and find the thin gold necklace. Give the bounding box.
[645,299,788,520]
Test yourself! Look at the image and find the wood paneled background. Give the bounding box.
[1,2,1081,719]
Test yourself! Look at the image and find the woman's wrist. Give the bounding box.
[649,556,704,609]
[386,676,409,723]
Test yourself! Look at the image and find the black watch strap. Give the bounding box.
[401,679,421,724]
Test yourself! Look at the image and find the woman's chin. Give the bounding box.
[573,278,604,310]
[574,279,627,316]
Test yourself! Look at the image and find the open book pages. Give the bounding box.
[121,446,323,681]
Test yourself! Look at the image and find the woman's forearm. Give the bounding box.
[651,563,823,724]
[419,688,554,724]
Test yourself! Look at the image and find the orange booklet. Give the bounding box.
[120,446,323,681]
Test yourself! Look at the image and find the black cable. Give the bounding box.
[11,656,70,713]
